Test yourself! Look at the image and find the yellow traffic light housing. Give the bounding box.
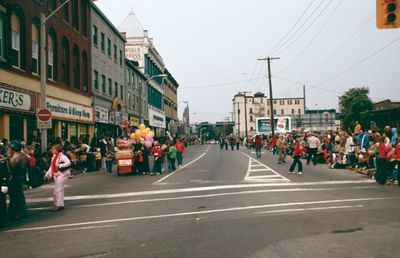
[377,0,400,29]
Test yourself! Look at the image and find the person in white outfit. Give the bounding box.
[45,145,71,211]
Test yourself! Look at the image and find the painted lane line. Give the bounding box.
[255,205,364,214]
[153,152,207,184]
[28,186,376,211]
[26,180,377,204]
[38,224,117,234]
[243,152,290,183]
[250,175,283,179]
[249,169,274,172]
[9,196,400,233]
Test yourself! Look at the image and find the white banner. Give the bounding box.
[47,97,93,123]
[95,106,109,124]
[0,86,33,112]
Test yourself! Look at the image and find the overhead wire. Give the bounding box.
[273,0,335,56]
[299,14,374,81]
[180,76,267,90]
[259,0,316,57]
[276,0,342,75]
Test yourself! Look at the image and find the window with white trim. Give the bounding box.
[11,12,21,67]
[31,24,39,74]
[0,7,5,59]
[47,34,54,79]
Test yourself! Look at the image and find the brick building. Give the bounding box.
[0,0,93,143]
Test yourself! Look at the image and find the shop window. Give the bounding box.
[26,117,37,145]
[81,0,87,37]
[108,78,112,95]
[80,124,89,138]
[11,12,21,67]
[72,0,79,30]
[93,70,98,90]
[0,8,5,60]
[47,31,57,80]
[31,23,39,74]
[61,37,70,85]
[82,51,88,92]
[72,45,80,89]
[70,123,78,141]
[9,115,24,141]
[61,122,68,140]
[101,74,105,93]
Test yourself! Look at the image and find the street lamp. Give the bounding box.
[138,74,167,123]
[39,0,97,152]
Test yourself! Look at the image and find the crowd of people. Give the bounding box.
[0,132,187,227]
[219,122,400,186]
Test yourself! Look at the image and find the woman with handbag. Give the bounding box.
[45,144,71,211]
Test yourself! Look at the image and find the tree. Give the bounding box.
[339,87,373,131]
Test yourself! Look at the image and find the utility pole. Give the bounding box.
[257,57,280,136]
[242,91,251,137]
[237,101,240,136]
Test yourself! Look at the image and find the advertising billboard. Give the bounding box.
[256,116,291,134]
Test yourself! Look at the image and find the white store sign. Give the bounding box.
[95,106,109,124]
[47,97,94,123]
[149,109,166,128]
[0,86,34,112]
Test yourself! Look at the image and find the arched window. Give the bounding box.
[61,37,70,85]
[82,51,88,92]
[81,0,87,37]
[11,12,21,67]
[72,0,79,30]
[73,45,80,89]
[31,23,39,74]
[47,30,57,80]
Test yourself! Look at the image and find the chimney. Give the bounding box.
[144,30,148,37]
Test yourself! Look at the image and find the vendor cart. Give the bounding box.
[115,139,135,176]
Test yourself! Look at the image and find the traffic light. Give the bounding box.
[377,0,400,29]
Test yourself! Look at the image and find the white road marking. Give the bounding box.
[27,186,376,211]
[9,196,399,233]
[153,152,207,184]
[243,152,290,183]
[255,205,364,214]
[26,180,376,204]
[38,224,117,233]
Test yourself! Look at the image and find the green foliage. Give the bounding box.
[339,87,373,131]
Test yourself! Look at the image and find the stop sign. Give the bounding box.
[37,108,52,122]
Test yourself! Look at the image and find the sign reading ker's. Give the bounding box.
[0,86,34,112]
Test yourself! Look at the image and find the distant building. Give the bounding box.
[91,2,127,137]
[119,10,166,135]
[164,69,179,137]
[296,109,339,132]
[232,92,306,135]
[372,99,400,129]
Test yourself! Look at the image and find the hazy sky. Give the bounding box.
[97,0,400,123]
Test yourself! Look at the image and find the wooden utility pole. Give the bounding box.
[257,57,280,136]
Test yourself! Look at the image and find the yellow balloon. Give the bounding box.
[135,132,142,138]
[141,131,147,137]
[130,133,136,140]
[145,128,150,134]
[150,131,155,137]
[139,124,146,130]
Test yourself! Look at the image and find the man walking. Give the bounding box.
[175,138,185,169]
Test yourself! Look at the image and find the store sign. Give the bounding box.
[149,109,166,128]
[125,46,144,62]
[0,86,34,112]
[109,110,116,124]
[95,106,109,124]
[47,97,94,123]
[256,116,292,134]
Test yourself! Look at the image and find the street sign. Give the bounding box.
[37,108,52,130]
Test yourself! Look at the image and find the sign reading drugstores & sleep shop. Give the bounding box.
[46,97,94,123]
[0,85,35,113]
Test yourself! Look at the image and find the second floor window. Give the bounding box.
[93,70,98,90]
[72,0,79,30]
[101,75,106,93]
[11,12,20,68]
[92,25,98,45]
[31,24,39,74]
[100,33,105,51]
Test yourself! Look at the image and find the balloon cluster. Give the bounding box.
[130,124,155,148]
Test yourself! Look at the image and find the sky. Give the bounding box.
[96,0,400,123]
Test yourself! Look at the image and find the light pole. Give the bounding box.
[138,74,167,124]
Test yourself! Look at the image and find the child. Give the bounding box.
[168,143,177,171]
[95,148,102,171]
[105,147,114,173]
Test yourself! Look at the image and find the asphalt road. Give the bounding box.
[1,145,399,258]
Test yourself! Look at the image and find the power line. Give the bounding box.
[277,0,342,74]
[180,76,266,90]
[273,0,335,56]
[313,34,400,87]
[300,14,374,81]
[259,0,316,57]
[269,0,326,56]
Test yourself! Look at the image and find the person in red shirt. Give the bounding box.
[255,135,263,158]
[175,138,186,169]
[375,136,391,185]
[289,139,304,174]
[151,141,163,175]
